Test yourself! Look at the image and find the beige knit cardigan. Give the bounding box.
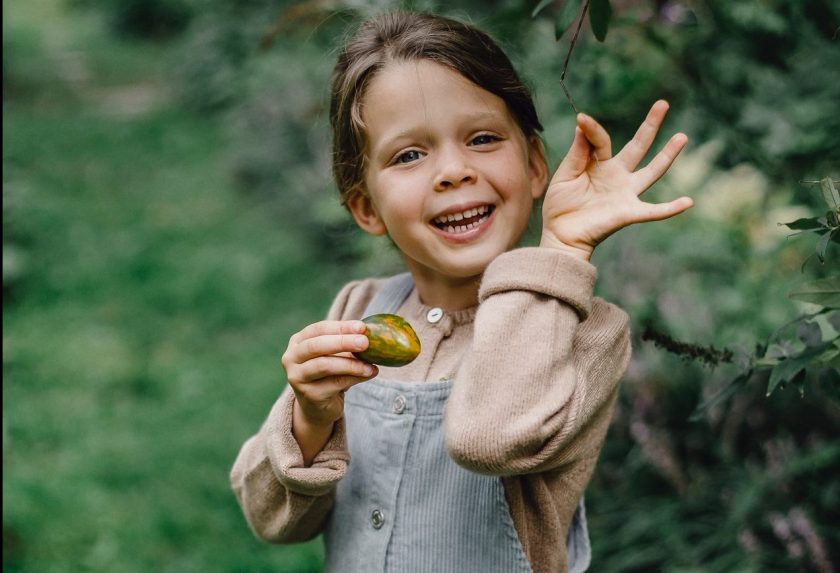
[231,247,632,573]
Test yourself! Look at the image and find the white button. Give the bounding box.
[426,307,443,323]
[371,509,385,529]
[393,395,406,414]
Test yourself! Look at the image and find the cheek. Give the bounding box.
[370,189,421,234]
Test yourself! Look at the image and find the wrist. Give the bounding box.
[538,232,593,262]
[293,399,334,435]
[292,400,335,466]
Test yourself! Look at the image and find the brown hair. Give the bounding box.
[330,11,544,206]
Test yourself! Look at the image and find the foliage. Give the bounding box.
[73,0,194,39]
[643,0,840,192]
[586,156,840,571]
[5,0,840,572]
[648,177,839,415]
[532,0,613,42]
[3,2,329,570]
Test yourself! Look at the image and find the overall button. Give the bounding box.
[393,395,406,414]
[371,509,385,529]
[426,307,443,323]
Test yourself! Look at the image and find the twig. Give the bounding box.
[642,324,734,367]
[559,1,600,167]
[559,0,590,116]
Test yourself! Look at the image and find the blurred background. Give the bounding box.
[3,0,839,571]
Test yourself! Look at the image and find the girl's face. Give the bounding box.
[348,59,547,285]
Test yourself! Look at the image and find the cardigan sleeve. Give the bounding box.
[229,279,378,543]
[444,247,631,476]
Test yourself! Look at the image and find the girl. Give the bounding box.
[231,11,692,573]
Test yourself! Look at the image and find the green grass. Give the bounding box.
[3,2,333,571]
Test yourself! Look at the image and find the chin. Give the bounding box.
[438,253,501,279]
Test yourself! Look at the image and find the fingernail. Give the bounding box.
[364,364,376,376]
[354,335,368,350]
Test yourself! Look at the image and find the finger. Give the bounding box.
[300,372,378,401]
[632,197,694,224]
[577,113,612,161]
[554,126,592,180]
[635,132,689,194]
[294,355,377,384]
[291,319,367,345]
[294,332,370,364]
[328,369,380,392]
[615,100,670,170]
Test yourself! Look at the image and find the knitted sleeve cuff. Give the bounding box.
[479,247,598,319]
[265,388,350,497]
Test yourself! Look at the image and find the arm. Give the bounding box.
[230,281,378,542]
[230,387,350,542]
[446,101,689,474]
[444,248,631,475]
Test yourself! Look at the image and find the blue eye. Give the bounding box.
[396,150,422,164]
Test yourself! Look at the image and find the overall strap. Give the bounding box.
[362,272,415,317]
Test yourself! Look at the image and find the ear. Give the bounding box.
[527,136,549,200]
[346,187,388,236]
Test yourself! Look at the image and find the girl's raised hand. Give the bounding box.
[281,320,378,429]
[540,100,694,260]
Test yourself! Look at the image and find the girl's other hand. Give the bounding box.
[540,100,694,260]
[281,320,378,429]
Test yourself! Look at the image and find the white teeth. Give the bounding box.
[434,205,492,226]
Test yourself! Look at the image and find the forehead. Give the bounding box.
[360,59,517,149]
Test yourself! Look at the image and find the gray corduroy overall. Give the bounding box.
[323,274,591,573]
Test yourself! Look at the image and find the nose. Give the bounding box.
[433,146,477,192]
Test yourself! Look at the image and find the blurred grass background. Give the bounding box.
[4,0,839,571]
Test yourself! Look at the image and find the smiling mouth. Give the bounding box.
[431,205,495,234]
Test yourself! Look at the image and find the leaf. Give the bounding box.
[766,341,795,360]
[832,228,840,245]
[588,0,612,42]
[816,230,832,262]
[754,356,780,368]
[789,277,840,308]
[821,177,840,209]
[827,209,839,228]
[532,0,555,18]
[555,0,583,39]
[829,311,840,332]
[790,368,808,396]
[766,343,830,395]
[780,217,825,231]
[797,320,823,347]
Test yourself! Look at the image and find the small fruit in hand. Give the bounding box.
[354,314,421,367]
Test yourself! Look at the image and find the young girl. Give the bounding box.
[231,11,692,573]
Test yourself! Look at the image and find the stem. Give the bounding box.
[559,1,599,167]
[559,0,590,116]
